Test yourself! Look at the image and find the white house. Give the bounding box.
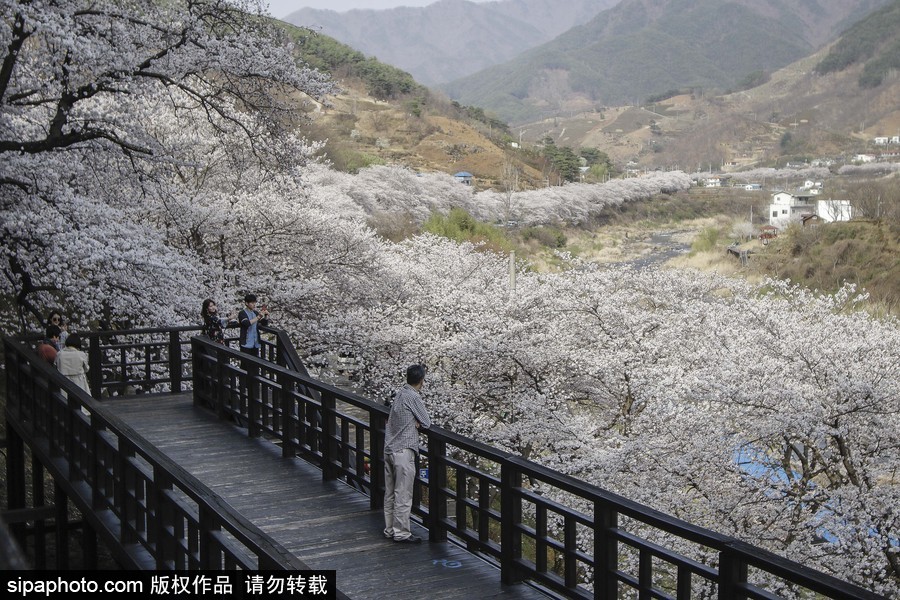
[802,180,823,195]
[817,199,853,223]
[874,136,889,145]
[701,176,726,187]
[769,191,815,227]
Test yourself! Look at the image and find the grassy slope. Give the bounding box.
[754,220,900,313]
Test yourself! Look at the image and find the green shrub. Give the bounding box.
[522,226,567,248]
[327,147,385,173]
[692,227,721,253]
[424,208,513,252]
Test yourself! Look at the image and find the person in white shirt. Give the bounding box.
[54,333,89,394]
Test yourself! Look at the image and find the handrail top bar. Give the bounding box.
[3,337,309,571]
[724,539,887,600]
[505,455,733,545]
[82,326,201,336]
[430,426,514,460]
[19,323,284,339]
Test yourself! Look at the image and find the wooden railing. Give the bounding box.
[5,325,886,598]
[84,325,296,398]
[191,333,886,600]
[3,334,311,572]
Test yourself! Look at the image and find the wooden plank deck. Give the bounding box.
[104,394,549,600]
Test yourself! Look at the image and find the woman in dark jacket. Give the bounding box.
[200,299,236,344]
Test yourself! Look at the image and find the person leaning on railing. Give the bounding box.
[383,364,432,544]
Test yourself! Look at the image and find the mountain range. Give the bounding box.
[285,0,894,125]
[443,0,895,123]
[285,0,900,180]
[520,0,900,171]
[283,0,619,86]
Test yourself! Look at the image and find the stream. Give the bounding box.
[624,230,693,269]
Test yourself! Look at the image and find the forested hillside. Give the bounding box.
[285,25,425,100]
[816,0,900,87]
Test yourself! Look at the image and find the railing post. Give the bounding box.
[190,339,202,407]
[321,390,338,480]
[279,372,294,458]
[427,434,447,542]
[247,359,260,438]
[500,460,524,585]
[153,466,174,569]
[594,500,619,599]
[718,546,748,600]
[90,414,102,510]
[54,482,69,569]
[65,393,77,480]
[370,410,386,510]
[275,334,287,368]
[32,459,46,569]
[118,437,137,545]
[215,346,227,420]
[88,334,102,398]
[5,424,27,546]
[198,505,220,570]
[169,331,183,393]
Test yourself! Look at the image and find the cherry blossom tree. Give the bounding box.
[299,238,898,594]
[323,165,691,228]
[0,0,334,330]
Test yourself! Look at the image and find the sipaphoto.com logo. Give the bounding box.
[5,575,142,597]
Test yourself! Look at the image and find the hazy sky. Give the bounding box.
[266,1,490,19]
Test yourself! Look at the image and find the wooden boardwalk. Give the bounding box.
[105,394,548,600]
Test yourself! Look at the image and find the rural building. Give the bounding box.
[701,176,727,187]
[769,191,815,227]
[801,214,822,227]
[759,225,778,242]
[454,171,473,186]
[817,199,853,223]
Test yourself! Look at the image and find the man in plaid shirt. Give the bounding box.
[383,364,431,543]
